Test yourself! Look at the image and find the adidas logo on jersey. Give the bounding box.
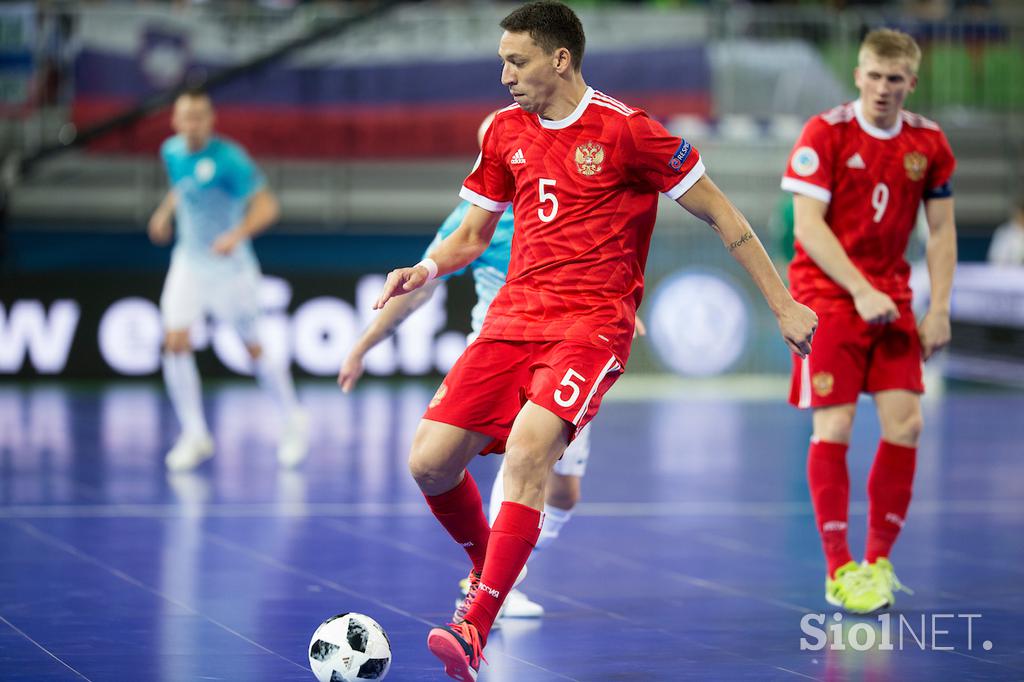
[510,148,526,165]
[846,153,866,169]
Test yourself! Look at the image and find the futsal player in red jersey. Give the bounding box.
[375,2,817,678]
[781,28,957,614]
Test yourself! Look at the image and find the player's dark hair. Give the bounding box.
[501,1,585,72]
[177,86,211,103]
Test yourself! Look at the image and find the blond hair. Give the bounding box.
[858,29,922,75]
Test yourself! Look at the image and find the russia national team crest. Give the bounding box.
[812,372,834,397]
[575,141,605,176]
[429,383,448,408]
[904,152,927,181]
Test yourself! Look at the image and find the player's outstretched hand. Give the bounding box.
[853,287,899,325]
[918,310,951,361]
[374,265,431,310]
[148,211,172,245]
[337,352,365,393]
[212,231,242,256]
[778,300,818,359]
[633,317,647,339]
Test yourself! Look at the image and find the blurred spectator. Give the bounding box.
[31,2,76,109]
[987,198,1024,266]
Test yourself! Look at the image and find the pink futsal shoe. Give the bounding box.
[427,621,486,681]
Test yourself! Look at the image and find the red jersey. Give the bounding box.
[782,100,955,311]
[460,87,705,363]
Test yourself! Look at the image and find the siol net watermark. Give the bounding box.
[800,612,993,652]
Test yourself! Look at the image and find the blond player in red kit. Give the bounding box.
[374,2,818,678]
[782,29,957,614]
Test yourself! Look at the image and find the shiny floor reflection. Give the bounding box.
[0,381,1022,680]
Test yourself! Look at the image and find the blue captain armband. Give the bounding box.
[924,182,953,200]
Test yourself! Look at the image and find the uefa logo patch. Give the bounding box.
[791,147,820,177]
[668,139,692,172]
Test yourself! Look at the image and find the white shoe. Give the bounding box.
[165,432,214,472]
[277,408,310,468]
[500,588,544,619]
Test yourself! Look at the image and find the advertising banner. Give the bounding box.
[1,272,474,379]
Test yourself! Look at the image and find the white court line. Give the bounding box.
[6,520,309,674]
[0,613,93,681]
[606,374,790,401]
[202,529,585,682]
[1,498,1020,519]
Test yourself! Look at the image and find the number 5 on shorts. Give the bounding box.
[554,368,587,408]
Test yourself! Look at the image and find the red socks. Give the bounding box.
[808,438,918,574]
[464,501,542,644]
[807,439,853,577]
[424,473,491,574]
[866,440,916,563]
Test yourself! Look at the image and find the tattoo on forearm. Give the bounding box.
[728,231,754,252]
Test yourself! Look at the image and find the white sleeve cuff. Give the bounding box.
[663,159,706,201]
[459,186,512,213]
[781,177,832,204]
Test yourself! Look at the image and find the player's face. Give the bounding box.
[854,53,917,129]
[499,31,560,115]
[172,95,215,152]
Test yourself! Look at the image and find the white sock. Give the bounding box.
[536,504,573,551]
[162,352,208,436]
[256,355,299,413]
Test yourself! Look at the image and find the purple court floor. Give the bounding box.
[1,380,1022,681]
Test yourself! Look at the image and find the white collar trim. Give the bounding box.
[539,87,594,130]
[854,99,902,140]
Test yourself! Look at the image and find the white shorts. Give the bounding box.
[160,249,262,345]
[553,424,591,478]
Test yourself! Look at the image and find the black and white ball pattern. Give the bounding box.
[309,613,391,682]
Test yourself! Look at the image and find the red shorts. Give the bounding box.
[789,304,924,409]
[424,338,623,454]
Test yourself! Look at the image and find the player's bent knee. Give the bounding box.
[407,443,462,493]
[886,412,923,446]
[407,449,444,489]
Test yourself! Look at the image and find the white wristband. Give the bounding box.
[416,257,439,282]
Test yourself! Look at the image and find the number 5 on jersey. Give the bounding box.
[554,368,586,407]
[538,178,558,223]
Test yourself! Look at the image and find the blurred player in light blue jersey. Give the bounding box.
[337,112,641,620]
[149,89,309,471]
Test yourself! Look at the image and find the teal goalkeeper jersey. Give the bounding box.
[160,134,265,267]
[423,201,514,335]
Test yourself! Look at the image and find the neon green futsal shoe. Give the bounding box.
[825,561,890,614]
[863,557,912,608]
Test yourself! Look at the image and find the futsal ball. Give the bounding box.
[308,613,391,682]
